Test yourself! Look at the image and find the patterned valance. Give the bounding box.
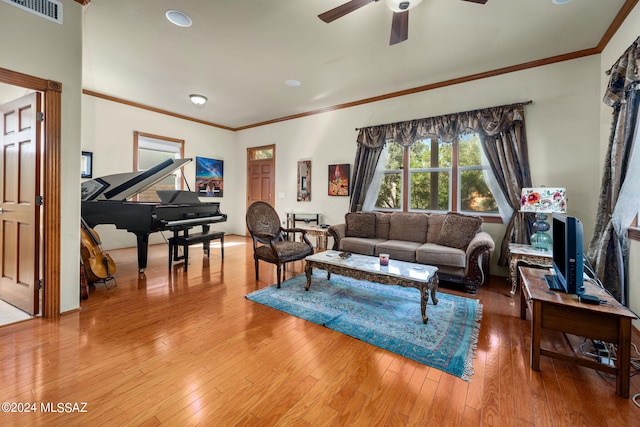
[604,36,640,108]
[356,101,531,148]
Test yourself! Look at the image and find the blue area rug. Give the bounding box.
[246,271,482,381]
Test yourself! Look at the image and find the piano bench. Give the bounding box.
[168,231,224,271]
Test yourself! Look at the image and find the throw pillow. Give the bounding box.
[436,212,482,250]
[345,212,377,238]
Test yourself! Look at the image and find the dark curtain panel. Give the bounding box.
[351,102,532,266]
[349,127,387,212]
[587,36,640,303]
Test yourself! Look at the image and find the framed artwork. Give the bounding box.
[81,151,93,178]
[195,156,224,197]
[297,160,311,201]
[328,163,350,196]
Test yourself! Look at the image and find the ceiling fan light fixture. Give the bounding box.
[189,94,207,105]
[386,0,422,13]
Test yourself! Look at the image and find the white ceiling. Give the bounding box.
[81,0,628,129]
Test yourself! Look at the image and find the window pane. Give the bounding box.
[409,139,452,168]
[375,173,402,209]
[137,145,180,202]
[410,171,449,210]
[139,148,176,169]
[460,169,498,212]
[251,148,273,160]
[385,142,404,170]
[458,133,482,167]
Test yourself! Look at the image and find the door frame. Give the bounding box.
[0,67,62,318]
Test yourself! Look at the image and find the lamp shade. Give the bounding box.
[520,187,566,213]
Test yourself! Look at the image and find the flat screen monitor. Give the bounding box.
[547,213,584,294]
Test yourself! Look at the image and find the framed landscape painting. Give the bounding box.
[196,157,224,197]
[328,163,350,196]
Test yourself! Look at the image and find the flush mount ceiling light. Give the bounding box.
[166,10,192,27]
[285,79,301,87]
[189,94,207,105]
[552,0,572,4]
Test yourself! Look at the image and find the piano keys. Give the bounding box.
[81,158,227,271]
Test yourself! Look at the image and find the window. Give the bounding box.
[134,132,185,202]
[373,132,498,214]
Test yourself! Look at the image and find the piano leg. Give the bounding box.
[134,232,150,272]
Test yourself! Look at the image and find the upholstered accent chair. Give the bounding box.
[246,201,314,287]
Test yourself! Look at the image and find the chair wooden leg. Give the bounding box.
[254,258,259,280]
[276,265,282,288]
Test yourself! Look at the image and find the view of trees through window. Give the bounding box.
[375,132,498,214]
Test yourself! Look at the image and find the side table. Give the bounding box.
[297,224,329,250]
[520,266,637,398]
[508,243,552,297]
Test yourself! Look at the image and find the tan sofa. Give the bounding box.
[327,211,495,294]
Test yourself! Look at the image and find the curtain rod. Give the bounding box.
[355,100,533,131]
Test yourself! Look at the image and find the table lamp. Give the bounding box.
[520,187,566,251]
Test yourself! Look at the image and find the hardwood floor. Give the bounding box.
[1,235,639,426]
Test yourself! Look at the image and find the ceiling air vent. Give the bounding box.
[1,0,63,24]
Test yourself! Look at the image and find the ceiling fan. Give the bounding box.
[318,0,488,45]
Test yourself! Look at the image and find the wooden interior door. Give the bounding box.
[0,92,41,315]
[247,145,275,207]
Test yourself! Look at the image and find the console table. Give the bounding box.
[508,243,552,297]
[519,266,636,398]
[286,212,327,249]
[286,212,320,228]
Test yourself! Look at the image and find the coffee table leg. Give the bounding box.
[430,275,439,306]
[420,285,428,324]
[305,262,312,290]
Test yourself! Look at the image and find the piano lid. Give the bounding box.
[81,158,192,201]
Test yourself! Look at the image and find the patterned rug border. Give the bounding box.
[246,272,482,381]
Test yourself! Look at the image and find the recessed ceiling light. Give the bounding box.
[189,94,207,105]
[285,80,301,87]
[552,0,572,4]
[166,10,192,27]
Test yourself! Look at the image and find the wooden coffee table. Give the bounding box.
[304,251,439,324]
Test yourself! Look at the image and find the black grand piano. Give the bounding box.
[81,158,227,271]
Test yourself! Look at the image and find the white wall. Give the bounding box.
[599,5,640,325]
[235,55,603,277]
[81,95,237,250]
[0,0,83,314]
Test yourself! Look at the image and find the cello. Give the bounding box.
[80,217,117,283]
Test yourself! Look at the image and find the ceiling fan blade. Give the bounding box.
[318,0,376,23]
[461,0,488,4]
[390,11,409,45]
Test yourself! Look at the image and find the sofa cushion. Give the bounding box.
[375,212,391,240]
[426,213,447,243]
[374,240,421,262]
[416,243,466,268]
[345,212,377,238]
[388,213,429,243]
[339,237,385,256]
[436,212,482,250]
